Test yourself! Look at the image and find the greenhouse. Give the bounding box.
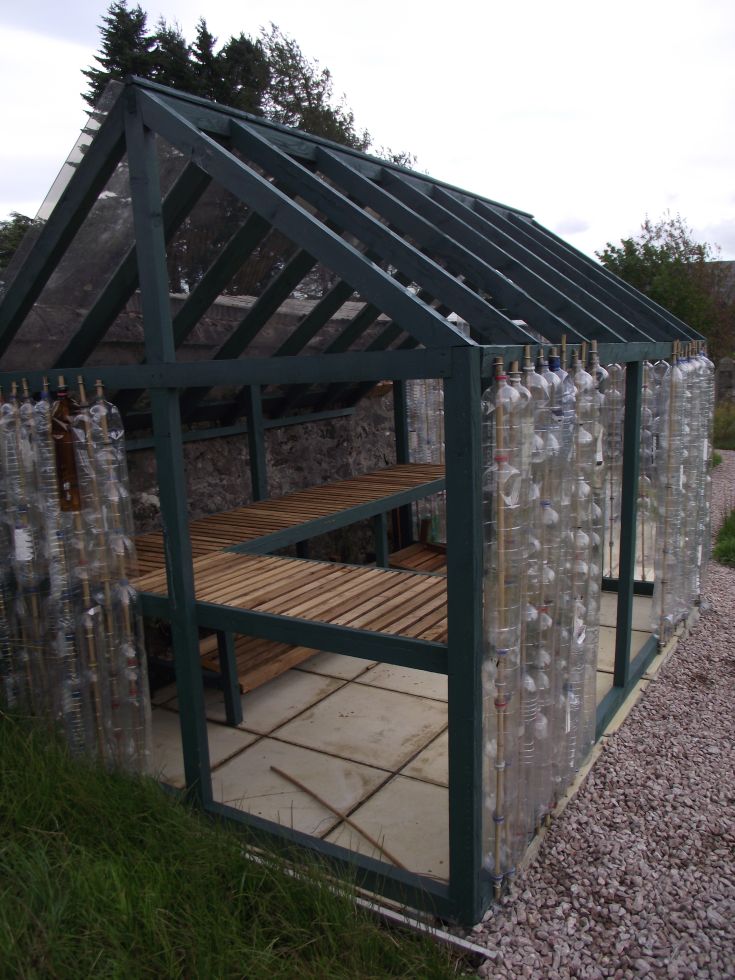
[0,77,713,925]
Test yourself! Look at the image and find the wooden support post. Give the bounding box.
[393,379,413,548]
[216,631,243,727]
[373,512,389,567]
[444,345,484,924]
[243,384,268,501]
[614,359,643,690]
[125,95,213,804]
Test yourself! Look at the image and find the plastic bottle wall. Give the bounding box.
[0,378,151,773]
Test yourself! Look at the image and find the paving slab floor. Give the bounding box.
[150,593,657,882]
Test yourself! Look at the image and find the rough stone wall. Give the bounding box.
[128,387,398,562]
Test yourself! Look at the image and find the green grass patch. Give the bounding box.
[0,713,458,979]
[713,508,735,567]
[713,402,735,450]
[712,450,723,468]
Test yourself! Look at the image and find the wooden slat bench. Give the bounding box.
[135,551,448,644]
[134,464,446,708]
[389,542,447,574]
[135,462,444,575]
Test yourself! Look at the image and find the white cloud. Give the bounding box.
[1,1,733,256]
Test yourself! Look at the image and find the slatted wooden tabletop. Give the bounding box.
[198,633,320,692]
[134,550,448,644]
[134,463,444,575]
[389,542,448,574]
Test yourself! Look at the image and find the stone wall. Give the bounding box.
[127,386,398,563]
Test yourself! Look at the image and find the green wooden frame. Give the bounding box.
[0,77,703,926]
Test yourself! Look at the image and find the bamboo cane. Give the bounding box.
[270,766,408,871]
[39,376,85,749]
[94,379,145,766]
[78,378,122,761]
[9,381,40,708]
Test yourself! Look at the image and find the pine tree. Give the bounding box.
[82,1,154,107]
[150,19,193,93]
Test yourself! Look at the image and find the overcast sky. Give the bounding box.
[1,0,734,260]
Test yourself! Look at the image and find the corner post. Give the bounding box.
[124,90,212,803]
[444,345,484,924]
[614,359,643,689]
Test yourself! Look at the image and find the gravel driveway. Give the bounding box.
[467,450,735,979]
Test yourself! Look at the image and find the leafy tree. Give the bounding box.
[597,214,734,360]
[0,213,41,275]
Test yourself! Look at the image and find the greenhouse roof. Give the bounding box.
[0,77,701,426]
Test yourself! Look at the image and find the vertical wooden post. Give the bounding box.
[243,384,268,501]
[125,93,212,803]
[444,345,484,924]
[373,512,389,567]
[216,631,243,726]
[614,359,643,689]
[393,379,413,547]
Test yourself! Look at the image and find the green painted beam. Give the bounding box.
[436,189,650,343]
[595,633,658,738]
[383,171,595,344]
[55,162,211,369]
[230,122,498,343]
[138,592,449,673]
[124,405,355,451]
[614,359,643,689]
[0,96,127,356]
[513,215,701,340]
[243,384,268,500]
[125,98,213,805]
[319,289,451,409]
[173,213,273,347]
[277,300,385,415]
[444,345,484,925]
[178,246,318,422]
[203,799,454,918]
[137,90,466,351]
[0,347,451,394]
[128,76,532,220]
[316,147,531,345]
[230,476,446,554]
[469,199,672,343]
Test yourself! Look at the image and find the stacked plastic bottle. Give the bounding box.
[602,363,626,578]
[650,343,715,641]
[0,377,150,772]
[406,378,446,542]
[480,345,607,894]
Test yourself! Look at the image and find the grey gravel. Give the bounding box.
[465,450,735,979]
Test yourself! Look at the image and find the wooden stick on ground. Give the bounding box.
[270,765,407,871]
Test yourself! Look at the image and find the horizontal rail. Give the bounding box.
[138,593,448,674]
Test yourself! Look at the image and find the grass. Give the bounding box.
[0,713,458,979]
[713,402,735,450]
[712,450,723,468]
[713,507,735,567]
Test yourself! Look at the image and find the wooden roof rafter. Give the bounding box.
[0,75,703,433]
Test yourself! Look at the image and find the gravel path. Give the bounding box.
[467,450,735,979]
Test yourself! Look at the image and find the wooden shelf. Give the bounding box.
[135,550,448,645]
[134,462,444,575]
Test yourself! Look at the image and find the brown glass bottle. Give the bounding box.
[53,378,81,512]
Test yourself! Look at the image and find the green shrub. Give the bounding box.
[713,402,735,450]
[713,509,735,567]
